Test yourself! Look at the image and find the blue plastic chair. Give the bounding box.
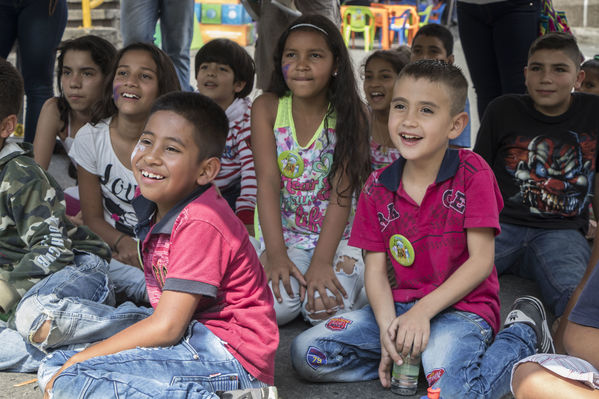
[389,9,413,46]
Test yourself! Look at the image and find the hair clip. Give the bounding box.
[290,23,328,36]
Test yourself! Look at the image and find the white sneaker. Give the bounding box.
[218,386,278,399]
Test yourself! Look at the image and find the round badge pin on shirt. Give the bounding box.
[278,150,304,178]
[389,234,415,266]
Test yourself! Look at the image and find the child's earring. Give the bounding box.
[332,71,338,77]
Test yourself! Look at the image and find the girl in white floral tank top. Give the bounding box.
[251,15,371,326]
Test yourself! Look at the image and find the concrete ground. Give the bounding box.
[1,26,596,399]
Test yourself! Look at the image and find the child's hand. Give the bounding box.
[378,339,395,388]
[66,211,83,226]
[43,355,79,399]
[302,261,347,314]
[261,252,306,303]
[114,236,141,268]
[383,307,431,363]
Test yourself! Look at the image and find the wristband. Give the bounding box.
[112,233,128,252]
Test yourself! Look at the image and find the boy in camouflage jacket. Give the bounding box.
[0,59,149,373]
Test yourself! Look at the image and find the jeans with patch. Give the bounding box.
[1,253,149,372]
[291,303,537,399]
[39,320,266,398]
[261,240,365,326]
[120,0,194,91]
[495,223,590,316]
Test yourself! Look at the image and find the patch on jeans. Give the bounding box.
[306,346,327,369]
[325,317,352,331]
[426,368,445,386]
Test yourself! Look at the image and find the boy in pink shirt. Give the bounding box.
[291,60,554,398]
[39,92,279,399]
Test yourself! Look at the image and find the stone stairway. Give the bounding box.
[64,0,122,46]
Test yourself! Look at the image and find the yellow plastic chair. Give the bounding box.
[342,6,375,51]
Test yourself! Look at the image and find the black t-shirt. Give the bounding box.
[474,93,599,231]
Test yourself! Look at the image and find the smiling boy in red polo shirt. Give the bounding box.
[291,60,554,398]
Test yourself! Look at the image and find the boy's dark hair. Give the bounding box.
[363,50,408,76]
[0,58,24,120]
[528,32,581,68]
[92,42,181,124]
[581,57,599,71]
[399,59,468,115]
[150,92,228,160]
[194,38,255,98]
[412,23,454,56]
[56,35,117,132]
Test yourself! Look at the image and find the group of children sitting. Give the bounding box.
[0,13,598,399]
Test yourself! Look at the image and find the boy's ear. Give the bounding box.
[574,69,586,90]
[448,111,469,140]
[0,115,17,139]
[233,80,246,94]
[196,156,221,185]
[447,54,455,65]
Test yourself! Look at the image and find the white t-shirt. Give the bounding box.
[69,117,138,235]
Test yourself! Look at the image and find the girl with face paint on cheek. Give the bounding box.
[251,15,371,326]
[69,43,180,273]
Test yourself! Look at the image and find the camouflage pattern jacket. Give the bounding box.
[0,142,111,318]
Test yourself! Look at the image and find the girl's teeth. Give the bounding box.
[122,93,139,99]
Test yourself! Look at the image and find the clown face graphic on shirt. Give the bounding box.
[505,131,595,217]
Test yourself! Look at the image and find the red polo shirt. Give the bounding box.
[349,149,504,333]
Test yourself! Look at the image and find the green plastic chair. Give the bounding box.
[154,20,203,51]
[342,6,375,51]
[418,4,433,26]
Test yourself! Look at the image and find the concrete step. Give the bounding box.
[67,8,120,28]
[67,0,120,11]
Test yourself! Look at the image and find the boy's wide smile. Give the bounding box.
[132,110,205,216]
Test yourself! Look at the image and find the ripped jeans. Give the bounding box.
[12,253,149,359]
[38,320,267,398]
[263,240,365,326]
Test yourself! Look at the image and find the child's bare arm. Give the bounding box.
[33,98,61,170]
[252,94,306,300]
[77,165,140,267]
[363,251,398,388]
[387,227,495,361]
[44,290,201,396]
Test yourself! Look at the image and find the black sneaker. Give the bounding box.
[504,295,555,353]
[217,386,278,399]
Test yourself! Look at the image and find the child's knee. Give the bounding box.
[511,362,546,399]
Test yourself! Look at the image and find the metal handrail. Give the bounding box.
[81,0,105,28]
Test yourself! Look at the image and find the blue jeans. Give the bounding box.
[0,0,67,142]
[109,258,148,305]
[120,0,194,91]
[0,253,149,372]
[457,0,539,120]
[495,223,590,316]
[39,321,267,398]
[291,303,537,399]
